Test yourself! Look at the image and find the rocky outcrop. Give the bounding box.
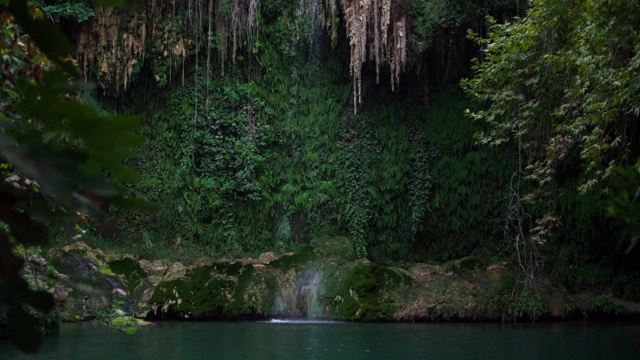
[46,242,640,323]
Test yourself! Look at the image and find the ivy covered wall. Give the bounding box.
[47,0,639,298]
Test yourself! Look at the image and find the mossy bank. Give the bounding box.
[45,241,640,324]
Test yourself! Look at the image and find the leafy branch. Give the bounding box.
[0,0,147,353]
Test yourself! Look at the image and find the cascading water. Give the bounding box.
[292,0,323,72]
[272,267,327,318]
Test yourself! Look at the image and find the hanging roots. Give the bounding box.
[78,1,194,91]
[319,0,340,48]
[77,0,405,100]
[77,5,146,92]
[215,0,261,74]
[339,0,407,113]
[77,0,264,90]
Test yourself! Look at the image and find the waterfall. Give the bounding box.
[293,0,322,64]
[273,267,327,318]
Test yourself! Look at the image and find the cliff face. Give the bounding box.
[47,242,640,323]
[69,0,511,99]
[58,0,529,265]
[3,1,639,351]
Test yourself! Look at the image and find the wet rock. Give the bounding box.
[408,263,445,282]
[443,257,484,275]
[485,262,508,280]
[139,259,170,276]
[258,252,278,264]
[165,262,187,280]
[236,257,266,266]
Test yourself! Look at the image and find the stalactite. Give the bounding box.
[373,0,380,83]
[77,5,146,93]
[231,1,241,67]
[214,0,261,72]
[390,17,406,92]
[77,1,192,91]
[381,0,390,48]
[320,0,339,48]
[338,0,408,112]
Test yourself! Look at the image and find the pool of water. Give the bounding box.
[1,321,639,359]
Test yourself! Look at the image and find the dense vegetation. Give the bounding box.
[0,0,147,351]
[41,0,639,294]
[463,0,640,296]
[2,0,640,351]
[65,0,520,264]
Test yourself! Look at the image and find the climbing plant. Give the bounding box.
[463,0,640,295]
[0,0,146,352]
[35,0,95,23]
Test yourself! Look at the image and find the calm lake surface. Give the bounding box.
[1,321,639,359]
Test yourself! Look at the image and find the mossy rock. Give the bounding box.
[111,316,152,327]
[65,249,88,258]
[211,261,243,277]
[225,266,277,318]
[270,246,319,270]
[149,266,239,318]
[325,262,404,321]
[149,279,190,305]
[445,257,484,276]
[475,271,520,319]
[474,271,552,321]
[311,237,355,261]
[108,257,147,292]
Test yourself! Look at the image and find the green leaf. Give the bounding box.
[93,0,125,7]
[4,210,47,246]
[8,0,75,74]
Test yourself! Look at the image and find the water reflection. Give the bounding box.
[1,322,639,359]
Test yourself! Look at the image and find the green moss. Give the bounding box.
[66,249,87,257]
[108,258,147,292]
[225,266,255,317]
[459,257,483,272]
[269,246,318,270]
[325,262,403,321]
[474,271,553,321]
[182,266,236,317]
[149,279,189,304]
[337,294,360,320]
[311,237,355,261]
[149,267,236,318]
[212,262,243,277]
[191,277,234,317]
[588,294,623,316]
[190,266,217,287]
[476,272,520,320]
[350,263,379,292]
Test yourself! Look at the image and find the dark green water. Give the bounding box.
[1,321,639,359]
